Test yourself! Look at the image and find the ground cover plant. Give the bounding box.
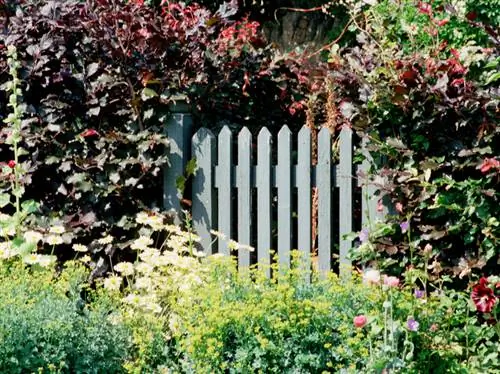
[0,261,130,373]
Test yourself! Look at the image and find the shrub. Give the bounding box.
[0,0,312,269]
[165,257,499,373]
[0,261,130,373]
[323,0,500,284]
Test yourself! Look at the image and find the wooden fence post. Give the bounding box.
[163,98,193,224]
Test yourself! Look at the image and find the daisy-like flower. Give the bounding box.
[104,276,122,291]
[135,212,150,225]
[37,255,56,267]
[23,231,44,244]
[23,253,42,265]
[98,235,114,245]
[135,262,154,274]
[123,294,141,305]
[49,225,65,234]
[134,276,152,290]
[131,236,153,250]
[72,244,88,252]
[114,262,135,276]
[46,235,63,246]
[79,255,91,263]
[0,241,14,259]
[0,225,15,237]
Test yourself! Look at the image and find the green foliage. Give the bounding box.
[324,0,500,284]
[0,0,312,269]
[0,261,130,373]
[161,255,500,372]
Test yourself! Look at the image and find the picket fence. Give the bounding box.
[163,104,383,277]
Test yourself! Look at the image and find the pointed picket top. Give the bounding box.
[192,127,215,143]
[219,125,232,141]
[258,126,272,143]
[278,125,292,141]
[238,126,251,139]
[298,125,311,138]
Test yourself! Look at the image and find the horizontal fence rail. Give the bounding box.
[190,124,388,277]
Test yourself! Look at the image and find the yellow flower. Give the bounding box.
[72,244,88,252]
[49,225,65,234]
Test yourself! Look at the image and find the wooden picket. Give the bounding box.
[191,125,362,276]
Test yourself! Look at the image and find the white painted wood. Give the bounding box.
[216,126,233,255]
[297,126,312,278]
[277,126,292,269]
[317,128,332,275]
[192,128,216,253]
[339,126,353,276]
[256,128,272,277]
[237,127,252,269]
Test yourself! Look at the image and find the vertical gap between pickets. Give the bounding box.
[251,187,258,267]
[233,188,239,268]
[270,186,278,278]
[291,134,298,264]
[331,187,340,274]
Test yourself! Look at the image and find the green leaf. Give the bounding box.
[0,193,10,208]
[21,200,40,214]
[141,88,158,101]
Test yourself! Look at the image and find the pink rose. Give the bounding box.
[353,315,367,328]
[363,269,381,285]
[384,276,400,288]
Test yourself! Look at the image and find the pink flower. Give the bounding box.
[400,221,410,234]
[7,160,16,169]
[395,202,403,213]
[407,318,419,331]
[436,18,449,27]
[80,129,99,138]
[353,315,367,328]
[363,269,381,285]
[479,158,500,174]
[418,2,432,15]
[471,277,497,313]
[384,276,400,288]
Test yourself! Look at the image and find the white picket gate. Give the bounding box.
[189,125,381,276]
